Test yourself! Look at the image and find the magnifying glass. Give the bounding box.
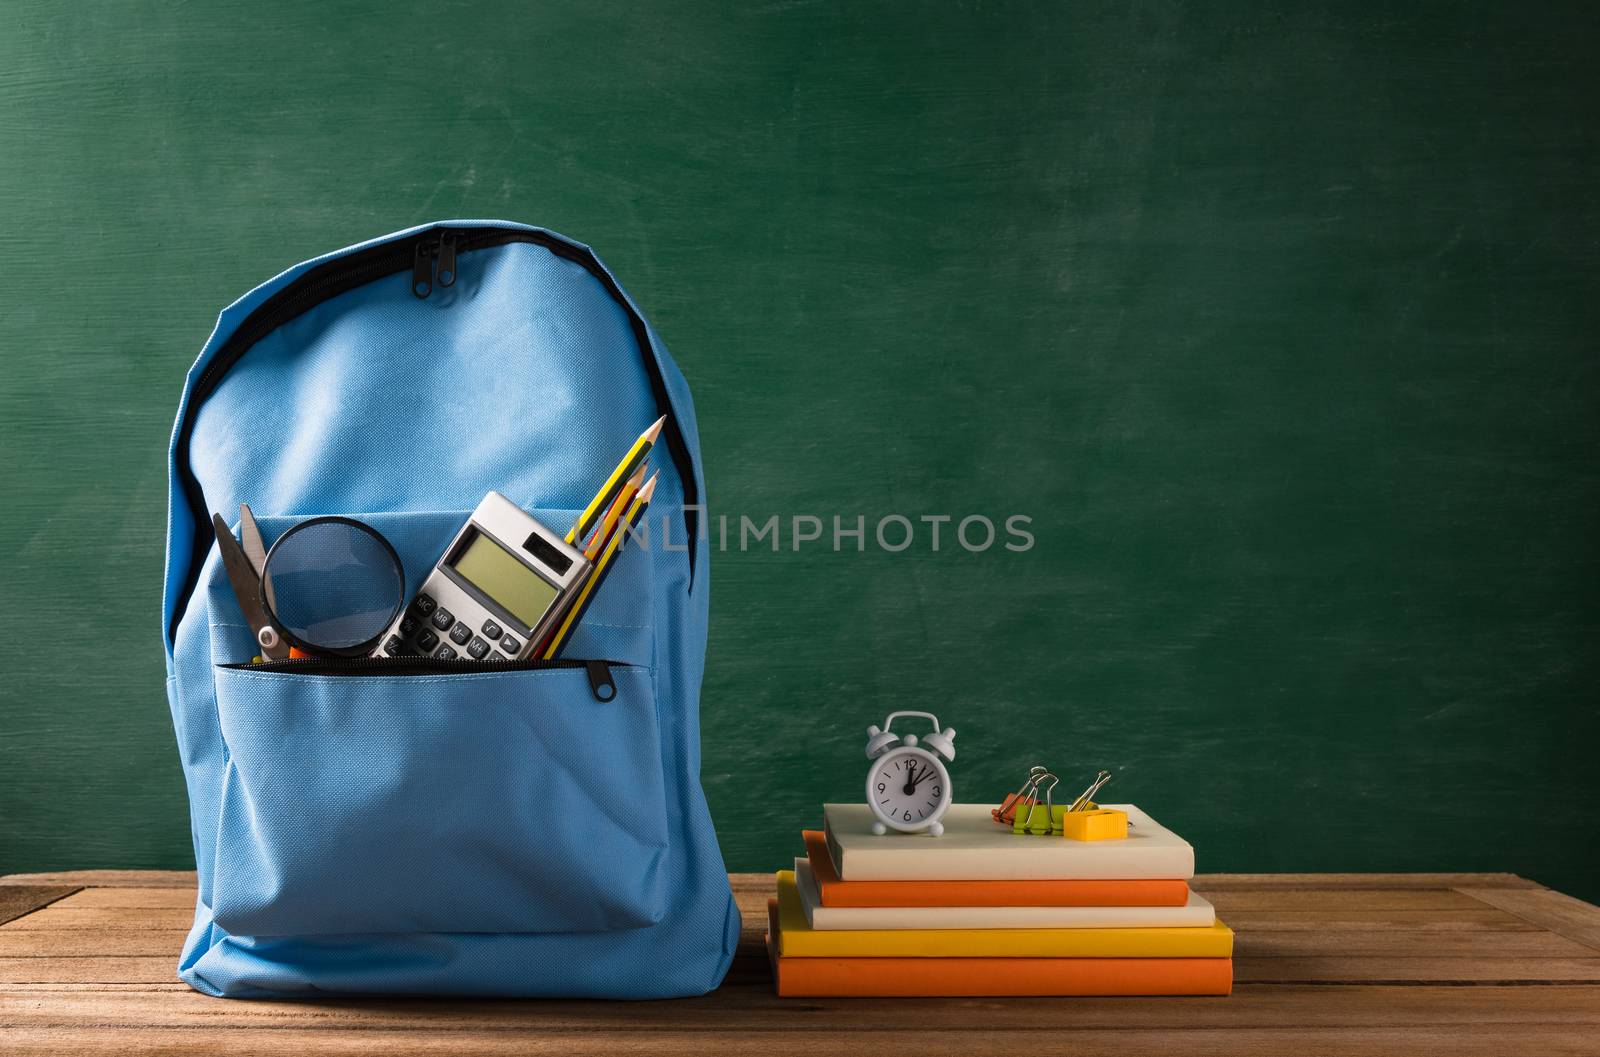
[259,517,406,657]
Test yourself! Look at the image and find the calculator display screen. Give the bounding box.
[450,531,558,629]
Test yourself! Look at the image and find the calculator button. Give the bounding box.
[466,636,490,659]
[481,619,503,640]
[384,635,406,656]
[499,636,522,654]
[450,621,472,645]
[430,608,454,631]
[433,645,458,660]
[412,594,437,616]
[399,615,418,636]
[416,629,439,652]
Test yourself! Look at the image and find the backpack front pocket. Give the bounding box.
[209,661,667,937]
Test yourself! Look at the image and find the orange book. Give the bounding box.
[802,830,1189,907]
[766,902,1231,997]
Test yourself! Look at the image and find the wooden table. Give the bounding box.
[2,871,1598,1055]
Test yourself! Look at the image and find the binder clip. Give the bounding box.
[1060,770,1128,841]
[998,766,1131,838]
[1005,767,1062,836]
[1067,770,1114,814]
[993,765,1050,827]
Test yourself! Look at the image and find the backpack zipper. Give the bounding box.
[223,656,623,702]
[170,226,699,642]
[412,231,463,298]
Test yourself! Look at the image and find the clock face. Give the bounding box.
[867,747,952,831]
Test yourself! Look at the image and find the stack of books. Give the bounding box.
[766,803,1232,997]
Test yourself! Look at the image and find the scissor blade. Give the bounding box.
[212,513,288,660]
[238,503,268,575]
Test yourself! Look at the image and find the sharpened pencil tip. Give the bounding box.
[637,472,659,503]
[625,462,648,487]
[642,415,667,444]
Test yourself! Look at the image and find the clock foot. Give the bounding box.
[871,821,887,836]
[928,821,944,837]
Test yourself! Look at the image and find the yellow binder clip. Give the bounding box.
[1059,807,1129,841]
[1059,770,1127,840]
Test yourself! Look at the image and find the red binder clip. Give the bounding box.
[993,765,1052,826]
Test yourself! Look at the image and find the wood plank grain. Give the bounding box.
[1459,888,1600,954]
[5,986,1600,1032]
[0,958,176,985]
[1235,957,1600,983]
[47,890,193,910]
[1,984,192,993]
[1236,930,1600,959]
[4,1023,1600,1057]
[0,873,195,890]
[0,888,78,927]
[0,931,188,958]
[1206,909,1540,932]
[1201,889,1488,912]
[1191,874,1542,891]
[1,908,192,932]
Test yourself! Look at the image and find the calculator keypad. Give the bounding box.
[379,591,530,660]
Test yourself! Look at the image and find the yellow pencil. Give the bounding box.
[584,464,646,562]
[542,473,657,660]
[569,415,665,545]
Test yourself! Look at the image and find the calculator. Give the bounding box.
[373,492,591,661]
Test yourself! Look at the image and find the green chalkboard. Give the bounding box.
[2,2,1597,903]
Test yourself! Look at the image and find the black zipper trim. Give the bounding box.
[170,225,698,644]
[220,656,626,701]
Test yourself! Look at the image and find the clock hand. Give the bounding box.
[902,762,920,796]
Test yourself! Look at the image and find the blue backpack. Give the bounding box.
[161,221,739,998]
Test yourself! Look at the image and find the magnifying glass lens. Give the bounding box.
[262,519,405,654]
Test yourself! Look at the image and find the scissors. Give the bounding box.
[212,503,293,660]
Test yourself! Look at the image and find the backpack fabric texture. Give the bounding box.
[161,220,739,998]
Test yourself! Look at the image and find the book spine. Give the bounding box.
[807,905,1218,932]
[782,926,1234,959]
[833,847,1196,881]
[771,947,1234,997]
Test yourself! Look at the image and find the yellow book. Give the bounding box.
[772,871,1234,958]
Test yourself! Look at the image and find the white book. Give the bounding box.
[793,859,1215,930]
[823,803,1195,881]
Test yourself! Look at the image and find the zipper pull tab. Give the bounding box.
[585,660,616,702]
[436,233,459,288]
[412,236,435,299]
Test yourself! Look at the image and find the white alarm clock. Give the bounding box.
[864,711,957,836]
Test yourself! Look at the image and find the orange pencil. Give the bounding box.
[585,464,646,561]
[541,473,657,659]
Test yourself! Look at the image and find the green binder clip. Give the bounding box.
[1012,770,1061,835]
